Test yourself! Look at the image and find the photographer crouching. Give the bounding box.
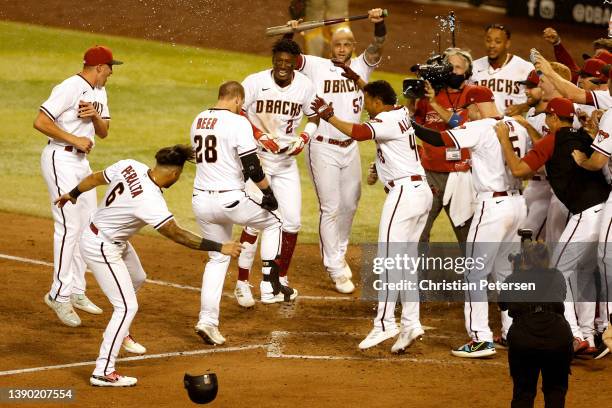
[406,48,476,244]
[499,236,573,408]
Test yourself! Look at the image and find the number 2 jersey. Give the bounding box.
[363,106,425,186]
[190,108,257,191]
[91,160,174,242]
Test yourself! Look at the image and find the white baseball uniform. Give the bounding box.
[190,108,283,327]
[80,159,169,377]
[39,74,110,303]
[445,117,529,342]
[365,106,432,334]
[298,53,377,279]
[587,89,612,110]
[470,55,534,114]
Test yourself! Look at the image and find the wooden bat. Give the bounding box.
[265,9,388,37]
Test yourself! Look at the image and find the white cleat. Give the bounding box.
[260,281,298,304]
[391,327,425,354]
[279,276,289,286]
[122,334,146,354]
[234,280,255,308]
[71,294,103,315]
[90,372,137,387]
[195,324,226,345]
[44,293,81,327]
[359,327,400,350]
[332,274,355,294]
[342,263,353,279]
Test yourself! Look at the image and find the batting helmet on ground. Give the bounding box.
[184,373,218,404]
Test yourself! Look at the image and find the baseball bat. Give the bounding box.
[265,9,389,37]
[449,11,456,48]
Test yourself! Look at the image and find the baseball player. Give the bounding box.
[412,86,529,358]
[232,39,319,307]
[312,80,433,353]
[283,8,386,293]
[470,24,535,115]
[54,145,242,387]
[34,45,121,327]
[192,81,295,344]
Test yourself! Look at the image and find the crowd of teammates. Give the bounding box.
[33,8,612,392]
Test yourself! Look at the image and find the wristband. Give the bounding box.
[69,186,82,199]
[448,112,462,128]
[199,238,223,252]
[303,121,318,138]
[261,186,274,196]
[374,21,386,38]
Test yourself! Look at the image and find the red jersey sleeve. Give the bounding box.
[553,42,580,84]
[522,134,556,171]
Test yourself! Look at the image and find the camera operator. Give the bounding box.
[413,48,476,244]
[499,240,573,408]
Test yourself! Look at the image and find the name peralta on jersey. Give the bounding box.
[470,55,534,113]
[242,69,317,155]
[92,160,174,242]
[445,117,529,194]
[365,106,425,185]
[297,53,377,141]
[190,108,257,191]
[40,74,110,147]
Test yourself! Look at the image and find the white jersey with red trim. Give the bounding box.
[593,109,612,158]
[40,74,110,147]
[91,160,173,242]
[526,109,549,137]
[470,55,534,114]
[446,117,527,194]
[365,106,425,185]
[190,108,257,191]
[242,69,317,157]
[298,53,377,141]
[588,89,612,110]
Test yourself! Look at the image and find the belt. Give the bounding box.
[48,140,86,154]
[315,135,354,148]
[194,187,236,193]
[384,175,423,194]
[531,175,548,181]
[478,190,522,200]
[90,222,99,235]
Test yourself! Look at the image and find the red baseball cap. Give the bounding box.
[518,70,540,88]
[578,58,606,79]
[545,97,575,118]
[463,85,495,107]
[83,45,123,66]
[594,50,612,65]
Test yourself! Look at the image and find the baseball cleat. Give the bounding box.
[234,280,255,308]
[342,263,353,279]
[451,340,496,358]
[195,324,226,345]
[44,293,81,327]
[493,335,508,349]
[90,372,137,387]
[391,326,424,354]
[332,274,355,294]
[260,281,298,304]
[594,342,610,360]
[122,334,146,355]
[71,293,103,315]
[573,337,589,354]
[359,327,400,350]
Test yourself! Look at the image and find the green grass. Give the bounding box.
[0,21,454,243]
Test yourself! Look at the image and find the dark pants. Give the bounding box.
[419,170,472,244]
[508,348,570,408]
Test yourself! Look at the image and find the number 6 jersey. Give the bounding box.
[190,108,258,191]
[92,160,174,242]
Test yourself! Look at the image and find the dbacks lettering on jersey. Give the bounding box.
[323,79,359,93]
[255,100,302,116]
[478,78,521,96]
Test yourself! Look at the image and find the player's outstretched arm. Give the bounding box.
[34,111,93,153]
[495,121,534,178]
[572,149,608,171]
[310,96,355,136]
[54,171,109,208]
[535,54,586,104]
[158,219,242,257]
[365,8,386,66]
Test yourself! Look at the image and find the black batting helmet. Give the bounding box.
[184,373,218,404]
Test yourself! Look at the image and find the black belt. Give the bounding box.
[384,176,423,194]
[48,140,86,154]
[315,135,354,148]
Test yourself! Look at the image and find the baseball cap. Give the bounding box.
[545,97,575,119]
[463,85,495,106]
[594,50,612,64]
[84,45,123,66]
[518,70,540,88]
[578,58,606,79]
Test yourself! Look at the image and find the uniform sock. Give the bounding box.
[237,229,258,282]
[279,231,298,278]
[237,268,250,282]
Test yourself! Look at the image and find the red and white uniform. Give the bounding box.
[80,159,170,378]
[39,74,110,304]
[470,55,534,114]
[190,108,282,326]
[364,106,432,334]
[299,53,377,279]
[444,117,529,342]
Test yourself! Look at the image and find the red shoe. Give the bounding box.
[573,338,589,354]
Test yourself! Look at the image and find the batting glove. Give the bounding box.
[311,96,334,121]
[366,162,378,185]
[260,187,279,212]
[332,59,361,83]
[287,132,309,156]
[255,132,280,153]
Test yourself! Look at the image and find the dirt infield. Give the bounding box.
[0,0,605,74]
[1,211,611,407]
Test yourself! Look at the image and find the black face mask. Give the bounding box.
[447,73,466,90]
